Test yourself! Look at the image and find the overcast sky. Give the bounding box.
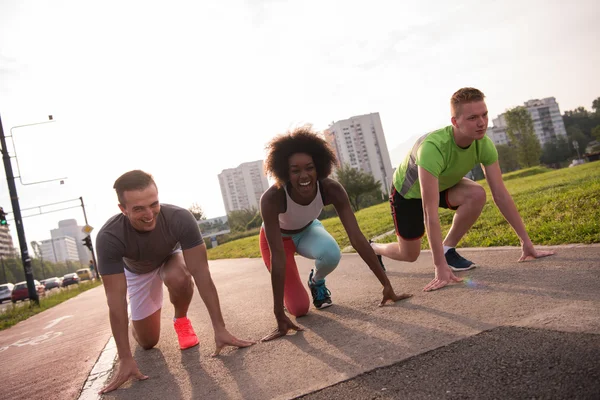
[1,0,599,250]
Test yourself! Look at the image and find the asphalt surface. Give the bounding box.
[95,244,600,400]
[299,326,600,399]
[0,284,112,400]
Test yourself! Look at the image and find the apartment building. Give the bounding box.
[489,97,567,146]
[324,112,394,194]
[218,160,269,214]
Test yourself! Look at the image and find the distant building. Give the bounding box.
[40,236,79,263]
[324,112,394,194]
[51,219,91,264]
[0,226,16,258]
[489,97,567,147]
[218,160,269,214]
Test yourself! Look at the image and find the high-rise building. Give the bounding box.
[40,236,79,263]
[324,112,394,194]
[51,219,91,264]
[0,226,16,258]
[488,97,567,146]
[218,160,270,214]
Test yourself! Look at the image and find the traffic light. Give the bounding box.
[82,235,93,251]
[0,208,7,226]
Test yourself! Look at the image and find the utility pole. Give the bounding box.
[0,114,38,304]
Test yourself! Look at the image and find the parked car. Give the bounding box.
[76,268,93,281]
[0,283,14,303]
[11,280,45,303]
[43,277,61,290]
[62,273,80,287]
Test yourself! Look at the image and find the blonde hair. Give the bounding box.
[451,87,485,118]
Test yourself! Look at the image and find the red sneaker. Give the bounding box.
[173,317,199,350]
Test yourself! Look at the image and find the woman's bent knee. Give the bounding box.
[288,302,310,317]
[322,249,341,267]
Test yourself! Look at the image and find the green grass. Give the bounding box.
[0,280,102,331]
[207,161,600,259]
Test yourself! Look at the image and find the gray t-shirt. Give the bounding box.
[96,204,204,275]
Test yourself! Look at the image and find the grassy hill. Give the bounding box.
[207,161,600,260]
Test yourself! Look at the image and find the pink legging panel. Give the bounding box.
[259,228,310,317]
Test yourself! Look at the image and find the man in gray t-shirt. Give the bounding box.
[96,170,254,395]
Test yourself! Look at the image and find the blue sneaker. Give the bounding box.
[308,270,333,309]
[445,248,476,271]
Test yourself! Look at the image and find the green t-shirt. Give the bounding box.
[393,126,498,199]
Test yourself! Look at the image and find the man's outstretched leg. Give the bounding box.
[371,186,424,265]
[442,178,487,271]
[371,239,421,263]
[161,252,199,350]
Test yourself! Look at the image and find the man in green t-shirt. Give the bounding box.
[371,87,554,292]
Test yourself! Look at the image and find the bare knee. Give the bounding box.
[140,339,159,350]
[164,271,193,293]
[404,249,420,263]
[396,240,421,262]
[473,185,486,205]
[133,327,159,350]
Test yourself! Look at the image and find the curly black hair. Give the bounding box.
[264,125,338,187]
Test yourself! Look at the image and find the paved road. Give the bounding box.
[94,244,599,400]
[299,326,600,399]
[0,286,112,400]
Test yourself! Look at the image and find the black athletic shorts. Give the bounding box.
[389,185,458,240]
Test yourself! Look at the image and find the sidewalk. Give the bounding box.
[98,245,600,400]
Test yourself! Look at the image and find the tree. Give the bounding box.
[496,144,520,173]
[505,106,542,168]
[567,125,590,157]
[334,164,382,211]
[555,135,572,161]
[592,125,600,142]
[563,100,600,141]
[227,208,260,232]
[592,97,600,115]
[188,202,205,221]
[540,137,570,166]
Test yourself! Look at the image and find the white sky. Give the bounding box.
[0,0,599,250]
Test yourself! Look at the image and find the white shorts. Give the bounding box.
[125,267,164,321]
[124,250,182,321]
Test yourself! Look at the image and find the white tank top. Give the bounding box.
[278,183,324,230]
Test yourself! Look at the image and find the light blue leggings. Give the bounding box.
[282,219,341,282]
[260,219,342,316]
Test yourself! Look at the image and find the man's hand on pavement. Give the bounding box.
[212,329,256,356]
[380,285,413,306]
[423,264,462,292]
[98,357,148,394]
[260,314,303,342]
[519,244,555,262]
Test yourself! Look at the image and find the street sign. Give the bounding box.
[82,225,94,234]
[572,141,579,150]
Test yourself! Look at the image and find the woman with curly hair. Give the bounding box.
[259,126,412,342]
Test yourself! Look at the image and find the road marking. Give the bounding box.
[0,331,63,353]
[44,315,73,329]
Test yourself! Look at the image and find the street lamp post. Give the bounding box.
[0,114,39,304]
